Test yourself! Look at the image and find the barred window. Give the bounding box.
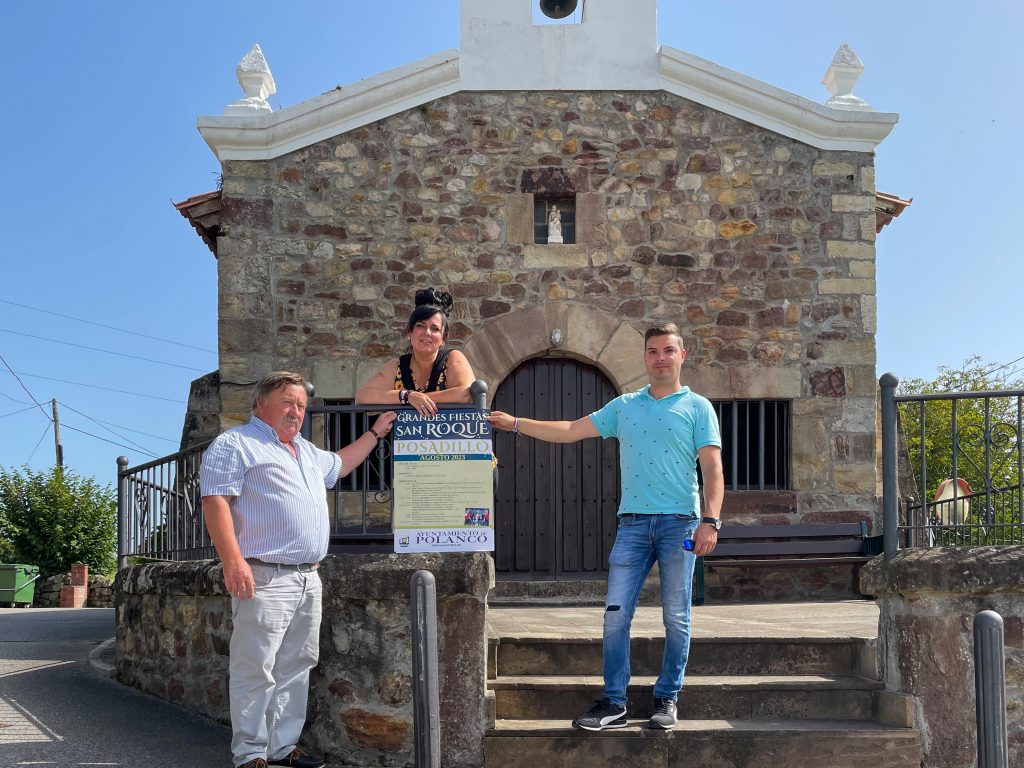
[711,400,791,490]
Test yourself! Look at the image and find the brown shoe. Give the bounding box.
[239,760,268,768]
[268,747,325,768]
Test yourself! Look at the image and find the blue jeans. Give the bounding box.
[603,513,698,706]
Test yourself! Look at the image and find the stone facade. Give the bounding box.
[861,547,1024,768]
[179,370,221,449]
[116,553,492,768]
[215,89,879,526]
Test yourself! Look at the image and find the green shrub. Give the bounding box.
[0,466,116,577]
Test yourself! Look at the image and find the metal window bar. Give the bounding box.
[711,400,790,491]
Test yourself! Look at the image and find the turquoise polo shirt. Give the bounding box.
[589,385,721,516]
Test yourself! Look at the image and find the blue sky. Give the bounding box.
[1,1,1021,484]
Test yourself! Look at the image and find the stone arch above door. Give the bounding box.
[461,303,646,403]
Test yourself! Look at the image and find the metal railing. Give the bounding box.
[117,382,488,566]
[117,444,212,567]
[880,374,1024,557]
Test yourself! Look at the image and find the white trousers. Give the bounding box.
[229,565,322,767]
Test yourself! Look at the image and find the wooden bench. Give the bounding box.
[692,522,881,605]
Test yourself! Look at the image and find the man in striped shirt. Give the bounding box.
[201,371,395,768]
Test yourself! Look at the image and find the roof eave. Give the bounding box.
[198,50,462,162]
[658,46,898,153]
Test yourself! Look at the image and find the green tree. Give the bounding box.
[0,496,16,562]
[898,356,1023,543]
[0,466,117,576]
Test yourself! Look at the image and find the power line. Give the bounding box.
[0,297,216,354]
[59,401,155,455]
[0,353,53,422]
[1,405,38,420]
[0,328,207,372]
[0,390,32,406]
[980,354,1024,379]
[11,372,186,404]
[58,422,159,458]
[59,402,178,443]
[27,423,52,464]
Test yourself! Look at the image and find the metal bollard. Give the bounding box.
[116,456,129,570]
[411,570,440,768]
[879,372,899,559]
[974,610,1008,768]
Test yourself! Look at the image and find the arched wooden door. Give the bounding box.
[492,358,620,580]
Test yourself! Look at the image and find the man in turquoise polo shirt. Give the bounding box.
[488,322,723,731]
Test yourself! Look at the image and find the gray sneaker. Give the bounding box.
[649,698,677,729]
[572,698,628,731]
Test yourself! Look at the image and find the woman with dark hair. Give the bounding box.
[356,288,476,416]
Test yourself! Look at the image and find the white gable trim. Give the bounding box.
[658,47,897,153]
[198,49,897,162]
[198,51,461,162]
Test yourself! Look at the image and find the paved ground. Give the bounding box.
[0,607,230,767]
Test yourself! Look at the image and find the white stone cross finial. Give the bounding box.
[224,44,277,116]
[821,43,871,111]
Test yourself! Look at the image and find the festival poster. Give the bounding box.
[392,408,494,553]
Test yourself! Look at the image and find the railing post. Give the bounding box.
[880,373,900,559]
[117,455,129,571]
[470,379,488,411]
[411,569,440,768]
[974,610,1008,768]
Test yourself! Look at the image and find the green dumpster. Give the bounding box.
[0,564,40,607]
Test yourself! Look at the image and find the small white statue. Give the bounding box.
[547,205,563,244]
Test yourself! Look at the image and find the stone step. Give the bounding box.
[491,674,879,721]
[490,636,872,678]
[484,718,923,768]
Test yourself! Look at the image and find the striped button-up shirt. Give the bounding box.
[199,416,342,564]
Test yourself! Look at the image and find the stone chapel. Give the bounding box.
[176,0,909,595]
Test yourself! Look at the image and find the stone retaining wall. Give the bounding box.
[116,553,492,767]
[34,573,114,608]
[861,547,1024,768]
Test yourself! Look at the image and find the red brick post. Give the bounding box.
[60,585,87,608]
[70,563,89,586]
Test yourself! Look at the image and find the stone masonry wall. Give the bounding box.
[216,90,879,526]
[116,553,492,768]
[861,547,1024,768]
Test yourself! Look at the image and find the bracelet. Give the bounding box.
[399,389,409,405]
[512,417,519,434]
[369,427,383,441]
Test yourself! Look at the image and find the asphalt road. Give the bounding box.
[0,607,230,767]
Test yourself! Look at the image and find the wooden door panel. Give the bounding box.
[494,357,620,580]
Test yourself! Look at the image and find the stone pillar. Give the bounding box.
[860,547,1024,768]
[309,553,492,768]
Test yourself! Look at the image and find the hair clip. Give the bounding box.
[414,287,454,316]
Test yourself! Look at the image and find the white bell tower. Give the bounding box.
[459,0,658,90]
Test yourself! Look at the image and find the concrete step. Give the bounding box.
[491,673,879,721]
[490,579,662,607]
[490,636,873,678]
[484,718,923,768]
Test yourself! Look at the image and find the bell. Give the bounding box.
[539,0,578,20]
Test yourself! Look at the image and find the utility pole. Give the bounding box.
[51,398,64,469]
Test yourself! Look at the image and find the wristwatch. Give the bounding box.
[700,517,722,531]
